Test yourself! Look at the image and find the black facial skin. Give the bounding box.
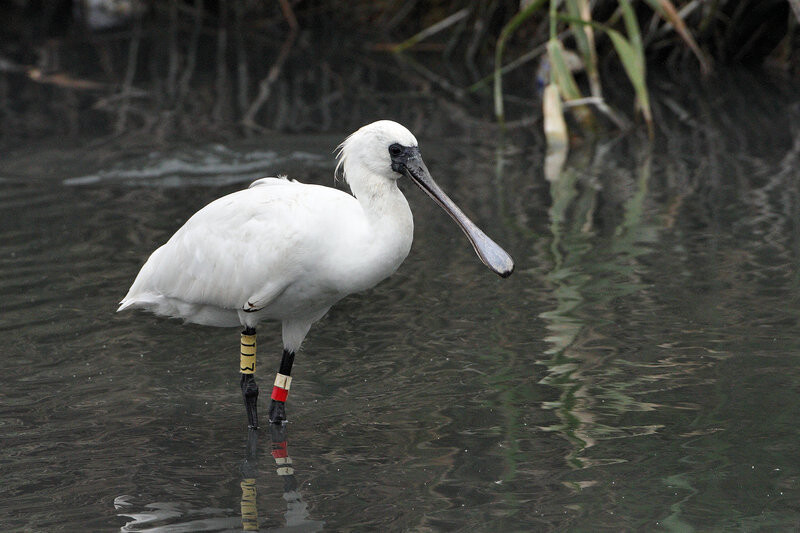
[389,143,419,174]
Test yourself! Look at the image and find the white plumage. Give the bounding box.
[119,121,426,351]
[119,121,513,426]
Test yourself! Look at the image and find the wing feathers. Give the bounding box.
[119,179,358,322]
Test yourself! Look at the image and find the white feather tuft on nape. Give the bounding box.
[334,131,355,183]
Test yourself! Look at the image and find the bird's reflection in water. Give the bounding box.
[240,428,260,530]
[240,424,323,532]
[116,425,323,532]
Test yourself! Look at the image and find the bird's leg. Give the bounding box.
[268,349,295,424]
[240,327,259,429]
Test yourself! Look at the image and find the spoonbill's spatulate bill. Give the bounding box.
[118,120,514,428]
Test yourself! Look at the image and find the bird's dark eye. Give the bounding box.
[389,144,403,157]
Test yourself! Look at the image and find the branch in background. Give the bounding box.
[642,0,711,74]
[238,0,300,131]
[278,0,299,31]
[382,8,471,52]
[468,41,549,93]
[169,0,203,138]
[0,54,114,93]
[383,0,420,31]
[234,2,250,118]
[212,2,229,123]
[788,0,800,23]
[392,53,467,101]
[241,29,298,131]
[115,9,142,133]
[494,0,549,123]
[26,69,110,91]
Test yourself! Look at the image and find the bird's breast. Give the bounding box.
[324,199,414,296]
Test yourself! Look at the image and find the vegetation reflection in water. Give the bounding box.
[539,142,663,471]
[491,108,800,528]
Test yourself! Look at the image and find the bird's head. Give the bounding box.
[335,120,420,185]
[335,120,514,278]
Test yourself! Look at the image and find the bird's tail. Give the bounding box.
[117,299,135,312]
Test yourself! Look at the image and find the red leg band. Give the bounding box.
[272,443,288,459]
[271,386,289,402]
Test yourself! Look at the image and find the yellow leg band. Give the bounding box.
[240,478,258,531]
[240,333,256,374]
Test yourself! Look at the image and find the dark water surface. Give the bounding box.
[3,91,800,531]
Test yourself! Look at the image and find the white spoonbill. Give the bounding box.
[118,120,514,428]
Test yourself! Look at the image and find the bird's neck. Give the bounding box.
[346,168,414,284]
[348,169,411,227]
